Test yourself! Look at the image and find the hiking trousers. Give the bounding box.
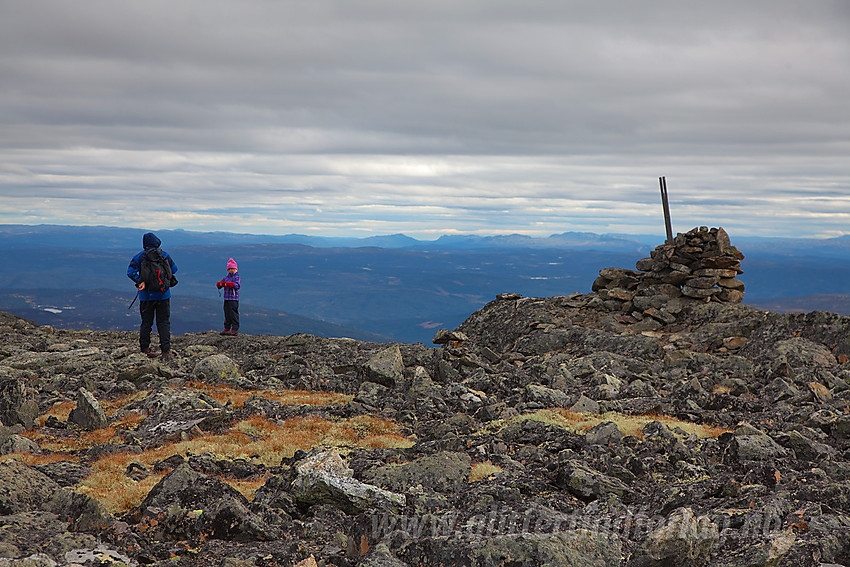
[140,299,171,352]
[224,300,239,331]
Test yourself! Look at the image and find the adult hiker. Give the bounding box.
[127,232,178,360]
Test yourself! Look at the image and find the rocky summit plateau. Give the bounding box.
[2,227,850,567]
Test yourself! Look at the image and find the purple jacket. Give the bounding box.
[221,272,240,301]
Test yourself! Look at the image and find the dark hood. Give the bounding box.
[143,232,161,250]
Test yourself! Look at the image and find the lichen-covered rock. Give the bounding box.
[472,529,623,567]
[0,377,38,429]
[361,452,471,494]
[629,508,718,567]
[0,426,41,455]
[67,388,107,431]
[192,353,240,382]
[362,346,404,388]
[0,460,59,514]
[134,462,283,542]
[555,460,631,502]
[292,450,406,514]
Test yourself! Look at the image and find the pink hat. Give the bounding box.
[227,258,238,270]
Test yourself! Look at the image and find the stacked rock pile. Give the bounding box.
[591,227,745,322]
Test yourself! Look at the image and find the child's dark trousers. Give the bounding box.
[224,300,239,331]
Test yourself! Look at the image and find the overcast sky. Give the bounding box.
[1,1,848,240]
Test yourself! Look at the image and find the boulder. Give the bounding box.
[0,426,41,455]
[473,529,623,567]
[724,425,789,462]
[525,384,571,408]
[135,462,283,541]
[361,451,471,494]
[0,377,39,429]
[68,388,108,431]
[193,354,240,382]
[292,449,405,514]
[362,346,404,388]
[432,329,468,345]
[0,460,59,514]
[555,460,631,502]
[629,508,718,567]
[585,422,623,446]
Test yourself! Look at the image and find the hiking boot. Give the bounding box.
[229,330,239,336]
[160,350,173,362]
[220,329,230,335]
[142,349,159,358]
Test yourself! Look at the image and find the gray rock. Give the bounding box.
[362,451,471,494]
[362,346,404,388]
[729,427,789,462]
[406,365,445,415]
[46,488,114,532]
[0,460,59,514]
[136,462,283,541]
[355,380,389,408]
[0,426,41,455]
[525,384,570,408]
[0,377,38,429]
[34,461,92,487]
[571,395,601,414]
[432,329,468,345]
[473,529,623,567]
[67,388,108,431]
[585,422,623,446]
[193,353,240,382]
[356,543,409,567]
[629,508,718,567]
[555,460,630,501]
[292,449,405,514]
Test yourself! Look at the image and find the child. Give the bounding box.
[216,258,241,335]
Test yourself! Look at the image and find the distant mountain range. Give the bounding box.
[2,223,849,343]
[0,224,650,252]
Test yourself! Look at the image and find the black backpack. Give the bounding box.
[139,248,176,293]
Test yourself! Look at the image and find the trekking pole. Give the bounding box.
[128,290,139,309]
[659,176,673,243]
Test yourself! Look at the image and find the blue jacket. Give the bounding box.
[127,233,178,301]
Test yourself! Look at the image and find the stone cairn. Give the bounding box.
[591,227,745,324]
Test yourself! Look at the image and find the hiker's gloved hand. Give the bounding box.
[224,282,236,288]
[216,281,224,289]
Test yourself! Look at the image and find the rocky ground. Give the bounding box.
[3,231,850,566]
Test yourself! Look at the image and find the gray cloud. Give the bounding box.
[1,0,848,238]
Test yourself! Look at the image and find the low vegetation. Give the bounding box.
[13,387,412,514]
[488,408,730,439]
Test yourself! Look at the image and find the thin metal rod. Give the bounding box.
[659,176,673,243]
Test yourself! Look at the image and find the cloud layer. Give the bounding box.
[2,1,848,238]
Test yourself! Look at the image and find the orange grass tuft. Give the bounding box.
[224,474,271,501]
[38,400,75,426]
[469,461,503,482]
[514,408,730,440]
[180,381,352,409]
[0,453,79,466]
[101,391,151,415]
